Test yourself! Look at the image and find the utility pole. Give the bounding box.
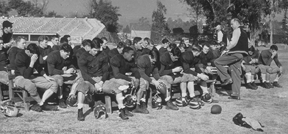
[270,0,274,46]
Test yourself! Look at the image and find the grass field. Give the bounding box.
[1,45,288,134]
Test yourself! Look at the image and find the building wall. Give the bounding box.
[131,30,151,39]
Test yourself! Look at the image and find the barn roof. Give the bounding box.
[0,17,105,40]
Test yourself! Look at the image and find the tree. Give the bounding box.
[89,0,121,33]
[45,11,62,17]
[184,0,203,26]
[151,1,170,44]
[0,1,10,16]
[182,0,271,44]
[281,0,288,44]
[282,10,288,34]
[172,27,184,35]
[8,0,44,17]
[123,25,131,34]
[138,17,150,25]
[32,0,49,13]
[189,25,198,41]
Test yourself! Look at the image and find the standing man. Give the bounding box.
[214,18,249,100]
[0,37,8,85]
[0,20,14,48]
[0,20,14,74]
[214,23,227,49]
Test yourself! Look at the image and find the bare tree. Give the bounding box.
[32,0,49,13]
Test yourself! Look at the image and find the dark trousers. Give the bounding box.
[214,53,243,96]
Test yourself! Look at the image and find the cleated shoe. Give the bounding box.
[166,100,179,110]
[77,108,85,121]
[119,108,128,120]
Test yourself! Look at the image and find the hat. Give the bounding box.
[2,20,13,28]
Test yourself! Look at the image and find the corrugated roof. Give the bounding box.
[0,17,105,40]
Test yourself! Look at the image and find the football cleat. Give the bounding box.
[59,98,67,108]
[166,100,179,110]
[119,108,128,120]
[152,93,162,109]
[175,96,190,107]
[189,98,201,109]
[201,93,213,103]
[124,107,133,117]
[78,108,85,121]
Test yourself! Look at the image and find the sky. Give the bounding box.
[20,0,284,26]
[45,0,194,25]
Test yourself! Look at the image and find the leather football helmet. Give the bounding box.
[94,103,108,119]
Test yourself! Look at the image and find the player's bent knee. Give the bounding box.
[160,75,173,84]
[75,81,91,94]
[26,84,38,96]
[52,75,64,86]
[49,81,58,93]
[267,67,274,74]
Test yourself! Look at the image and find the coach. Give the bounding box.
[214,18,249,100]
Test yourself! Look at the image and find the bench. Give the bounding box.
[8,74,31,111]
